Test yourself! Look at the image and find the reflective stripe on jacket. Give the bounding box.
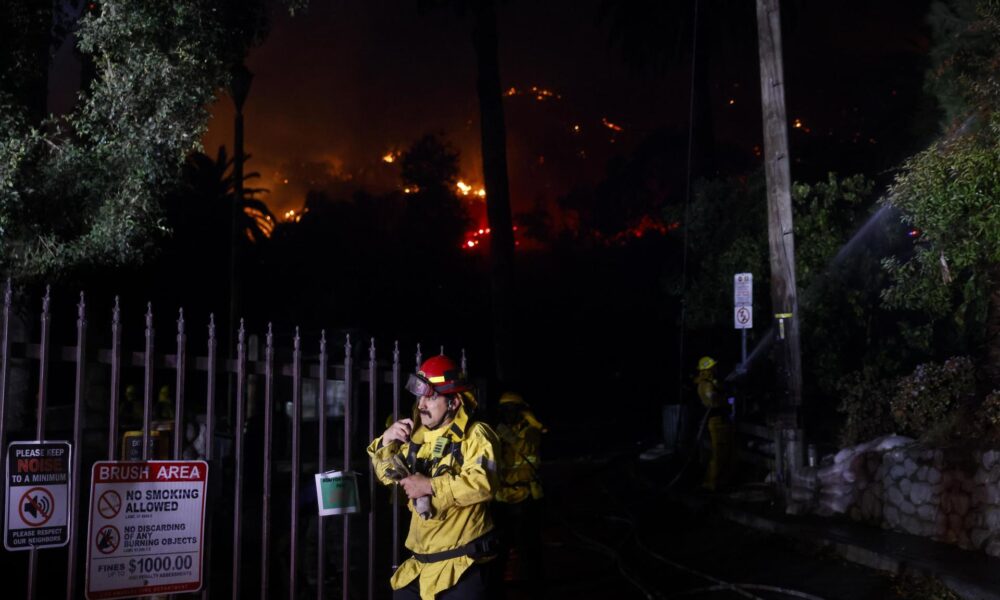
[368,405,499,600]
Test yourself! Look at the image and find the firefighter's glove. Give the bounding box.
[384,454,411,481]
[386,455,434,519]
[413,495,434,520]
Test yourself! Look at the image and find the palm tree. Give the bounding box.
[158,146,273,315]
[174,145,274,244]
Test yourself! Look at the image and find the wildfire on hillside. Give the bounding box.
[280,208,306,223]
[601,215,678,244]
[456,180,486,198]
[504,85,562,101]
[461,225,519,251]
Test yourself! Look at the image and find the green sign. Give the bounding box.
[314,470,359,516]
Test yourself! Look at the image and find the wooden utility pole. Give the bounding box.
[755,0,802,414]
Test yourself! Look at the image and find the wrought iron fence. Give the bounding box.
[0,282,466,599]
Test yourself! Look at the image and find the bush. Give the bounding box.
[837,366,896,446]
[974,389,1000,441]
[889,356,977,439]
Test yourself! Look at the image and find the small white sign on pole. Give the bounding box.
[85,460,208,600]
[734,273,753,329]
[4,440,72,551]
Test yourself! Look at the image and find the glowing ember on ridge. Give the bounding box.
[601,117,623,133]
[503,85,562,101]
[455,180,486,198]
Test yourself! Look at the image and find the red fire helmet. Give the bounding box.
[407,355,472,396]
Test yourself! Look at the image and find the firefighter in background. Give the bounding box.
[695,356,733,491]
[494,392,545,593]
[368,355,500,600]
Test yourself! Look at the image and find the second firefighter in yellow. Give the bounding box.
[695,356,733,491]
[495,392,544,503]
[493,392,546,595]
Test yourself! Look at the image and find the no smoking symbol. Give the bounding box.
[18,487,54,527]
[737,307,751,324]
[98,490,122,519]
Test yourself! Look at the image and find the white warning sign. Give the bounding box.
[4,440,72,550]
[733,273,753,329]
[85,461,208,600]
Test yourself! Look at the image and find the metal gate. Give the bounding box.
[0,282,465,599]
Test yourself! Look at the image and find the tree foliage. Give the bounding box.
[882,0,1000,377]
[925,0,1000,129]
[400,134,460,193]
[0,0,275,281]
[882,134,1000,321]
[673,172,906,406]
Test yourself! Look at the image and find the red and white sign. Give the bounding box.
[85,461,208,600]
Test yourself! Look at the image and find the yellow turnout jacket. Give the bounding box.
[495,409,544,503]
[368,405,499,599]
[695,371,722,409]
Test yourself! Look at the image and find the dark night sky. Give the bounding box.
[48,0,932,224]
[201,0,687,222]
[198,0,931,222]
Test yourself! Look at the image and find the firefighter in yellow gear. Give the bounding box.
[495,392,545,504]
[368,355,500,600]
[493,392,546,594]
[695,356,733,491]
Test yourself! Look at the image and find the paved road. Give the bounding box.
[509,453,910,600]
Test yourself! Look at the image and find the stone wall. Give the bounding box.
[789,436,1000,557]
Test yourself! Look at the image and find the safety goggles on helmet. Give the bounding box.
[406,373,440,398]
[409,354,473,396]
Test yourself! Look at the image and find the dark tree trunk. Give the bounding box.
[471,0,516,385]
